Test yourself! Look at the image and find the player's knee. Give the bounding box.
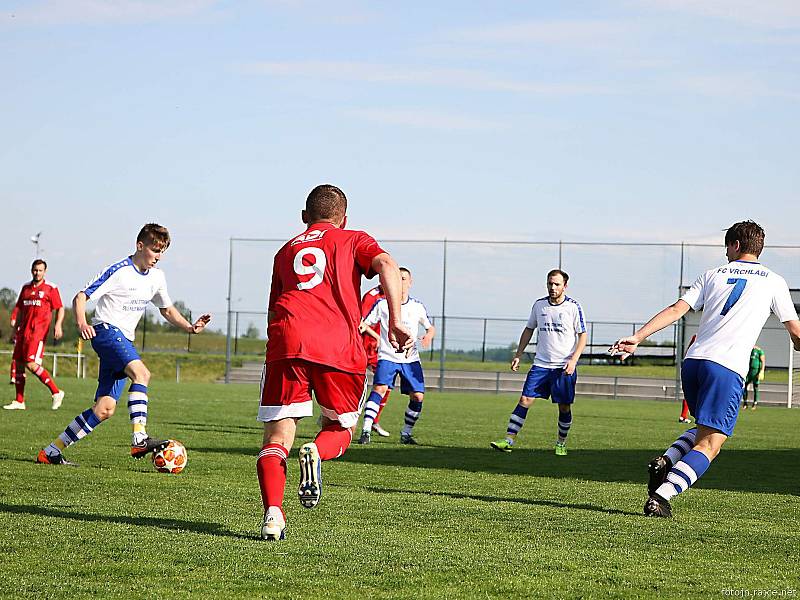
[93,402,115,421]
[410,392,424,403]
[133,366,150,385]
[519,396,534,407]
[25,361,38,371]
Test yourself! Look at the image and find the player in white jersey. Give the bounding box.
[491,270,587,456]
[358,267,435,445]
[37,224,212,467]
[610,221,800,517]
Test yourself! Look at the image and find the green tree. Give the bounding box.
[242,322,261,339]
[0,287,16,310]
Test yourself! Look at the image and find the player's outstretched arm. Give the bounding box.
[420,325,436,349]
[359,320,381,342]
[565,332,588,375]
[159,306,212,334]
[784,320,800,352]
[54,306,65,340]
[609,300,691,360]
[511,327,535,372]
[371,253,413,351]
[73,292,96,340]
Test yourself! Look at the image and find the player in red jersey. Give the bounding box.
[256,184,412,541]
[4,260,66,411]
[359,285,392,438]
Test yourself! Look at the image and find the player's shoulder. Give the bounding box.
[532,296,549,308]
[564,296,584,310]
[407,296,429,310]
[44,280,59,290]
[364,286,383,299]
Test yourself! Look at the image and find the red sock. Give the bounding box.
[680,399,690,420]
[256,444,288,512]
[374,389,391,423]
[32,365,59,394]
[14,374,25,404]
[314,424,353,460]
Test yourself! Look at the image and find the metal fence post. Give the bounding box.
[481,318,487,362]
[187,310,192,353]
[225,238,233,383]
[52,353,58,378]
[176,358,181,384]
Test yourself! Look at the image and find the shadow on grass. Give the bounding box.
[338,446,800,496]
[0,503,257,541]
[162,421,261,435]
[356,485,640,516]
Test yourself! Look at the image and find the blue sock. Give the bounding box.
[50,408,102,455]
[664,428,697,465]
[402,400,423,435]
[656,449,711,500]
[361,391,383,432]
[505,404,529,443]
[557,409,572,443]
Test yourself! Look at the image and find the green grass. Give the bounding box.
[1,381,799,599]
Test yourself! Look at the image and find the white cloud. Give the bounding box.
[242,60,615,96]
[345,108,506,132]
[5,0,218,26]
[672,73,800,99]
[443,19,633,47]
[636,0,800,29]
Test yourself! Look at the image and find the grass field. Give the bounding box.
[1,381,798,599]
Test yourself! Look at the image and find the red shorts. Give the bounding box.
[258,359,366,429]
[13,335,46,365]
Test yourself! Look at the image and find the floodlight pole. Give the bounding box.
[438,238,447,392]
[674,242,686,402]
[224,238,233,384]
[788,339,794,409]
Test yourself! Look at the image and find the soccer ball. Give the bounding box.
[152,440,188,474]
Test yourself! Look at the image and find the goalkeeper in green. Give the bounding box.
[742,346,765,409]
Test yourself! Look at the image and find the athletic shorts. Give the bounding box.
[91,323,141,400]
[522,365,577,404]
[681,358,744,437]
[745,369,760,385]
[258,358,367,429]
[13,334,47,365]
[373,360,425,394]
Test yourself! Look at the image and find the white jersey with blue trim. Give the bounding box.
[363,297,432,364]
[682,260,797,377]
[83,257,173,341]
[526,296,587,368]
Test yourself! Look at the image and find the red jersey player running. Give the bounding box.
[359,285,392,437]
[256,184,412,541]
[4,260,65,411]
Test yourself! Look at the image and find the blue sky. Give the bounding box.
[1,1,798,334]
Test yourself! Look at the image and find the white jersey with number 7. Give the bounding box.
[681,260,798,377]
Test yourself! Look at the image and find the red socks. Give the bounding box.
[680,399,690,420]
[314,424,353,460]
[257,443,288,512]
[14,374,25,404]
[32,365,59,394]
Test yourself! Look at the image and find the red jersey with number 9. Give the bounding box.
[266,222,386,374]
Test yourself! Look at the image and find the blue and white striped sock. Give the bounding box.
[401,400,423,436]
[505,404,529,444]
[361,391,383,433]
[128,384,149,445]
[47,408,102,456]
[557,409,572,443]
[655,449,711,501]
[664,428,697,465]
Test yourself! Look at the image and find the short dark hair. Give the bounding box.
[724,220,764,257]
[399,267,411,276]
[306,184,347,223]
[31,259,47,270]
[137,223,171,251]
[547,269,569,284]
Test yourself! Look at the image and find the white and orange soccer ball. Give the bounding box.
[152,440,188,474]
